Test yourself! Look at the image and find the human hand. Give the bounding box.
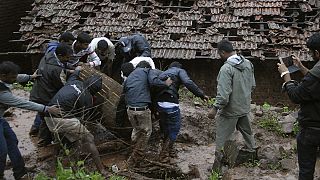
[277,62,289,74]
[165,77,173,86]
[208,107,217,119]
[292,55,303,69]
[46,105,61,116]
[75,66,82,71]
[30,69,41,79]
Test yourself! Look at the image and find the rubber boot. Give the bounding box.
[211,151,223,173]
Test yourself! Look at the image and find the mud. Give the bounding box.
[3,89,320,179]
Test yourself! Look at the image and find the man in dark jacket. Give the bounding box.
[44,73,107,175]
[29,43,73,146]
[117,34,151,62]
[0,61,59,180]
[278,32,320,180]
[45,31,75,54]
[112,34,151,83]
[121,62,171,167]
[157,61,208,161]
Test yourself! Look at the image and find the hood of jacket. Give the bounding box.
[309,60,320,79]
[225,54,246,71]
[83,75,102,95]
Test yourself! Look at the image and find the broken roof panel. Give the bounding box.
[17,0,319,61]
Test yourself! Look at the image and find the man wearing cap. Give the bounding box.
[116,34,151,63]
[88,37,115,75]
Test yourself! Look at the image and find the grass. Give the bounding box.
[12,81,33,91]
[258,115,283,135]
[209,170,221,180]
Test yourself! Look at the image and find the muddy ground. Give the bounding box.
[3,89,320,179]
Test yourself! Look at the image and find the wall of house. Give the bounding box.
[0,0,33,52]
[158,59,313,107]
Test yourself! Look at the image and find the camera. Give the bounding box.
[282,55,294,67]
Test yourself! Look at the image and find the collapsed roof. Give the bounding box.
[18,0,320,61]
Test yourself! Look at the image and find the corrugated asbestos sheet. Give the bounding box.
[18,0,320,61]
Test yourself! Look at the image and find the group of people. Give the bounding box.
[0,30,319,180]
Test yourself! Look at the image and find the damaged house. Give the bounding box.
[2,0,320,105]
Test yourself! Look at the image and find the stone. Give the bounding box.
[278,113,297,133]
[255,110,263,117]
[270,107,282,113]
[280,159,296,170]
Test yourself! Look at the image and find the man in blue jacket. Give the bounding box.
[157,61,208,161]
[112,34,151,83]
[121,62,171,167]
[0,61,59,180]
[278,32,320,180]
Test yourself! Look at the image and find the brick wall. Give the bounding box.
[0,0,33,52]
[159,59,313,107]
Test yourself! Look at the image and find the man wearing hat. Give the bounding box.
[116,34,151,63]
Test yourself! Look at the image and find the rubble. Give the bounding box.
[15,0,320,62]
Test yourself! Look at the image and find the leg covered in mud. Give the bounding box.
[127,109,152,167]
[158,106,181,161]
[80,134,107,175]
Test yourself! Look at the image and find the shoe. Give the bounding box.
[29,126,39,137]
[13,165,36,180]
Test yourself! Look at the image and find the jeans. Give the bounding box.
[31,113,42,129]
[0,117,25,178]
[297,128,320,180]
[157,106,181,141]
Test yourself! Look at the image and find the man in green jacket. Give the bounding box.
[208,39,256,172]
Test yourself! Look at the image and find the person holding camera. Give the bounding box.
[277,32,320,180]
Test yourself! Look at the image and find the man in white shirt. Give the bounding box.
[89,37,115,75]
[71,32,101,68]
[130,56,155,69]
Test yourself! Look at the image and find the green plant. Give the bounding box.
[12,81,33,91]
[207,98,215,107]
[24,81,33,91]
[243,159,260,168]
[57,158,105,180]
[262,102,271,111]
[292,121,299,136]
[268,162,282,170]
[258,115,283,134]
[209,170,221,180]
[282,106,289,113]
[34,172,52,180]
[12,83,24,89]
